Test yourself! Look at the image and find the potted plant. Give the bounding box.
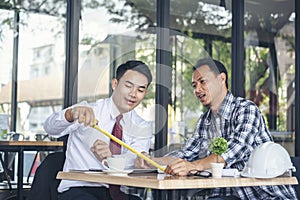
[209,137,228,178]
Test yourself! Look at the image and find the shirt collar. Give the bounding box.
[213,92,234,121]
[109,97,130,121]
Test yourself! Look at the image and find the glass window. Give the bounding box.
[168,0,232,149]
[0,9,14,139]
[79,0,157,139]
[1,0,296,156]
[0,0,66,140]
[244,0,295,155]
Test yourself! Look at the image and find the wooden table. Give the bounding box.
[0,141,64,200]
[57,171,298,198]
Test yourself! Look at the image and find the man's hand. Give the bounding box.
[134,152,153,169]
[65,106,96,126]
[90,139,112,161]
[164,158,198,176]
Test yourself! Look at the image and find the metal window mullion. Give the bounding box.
[10,7,20,132]
[64,0,80,108]
[231,0,245,97]
[155,0,171,155]
[295,0,300,156]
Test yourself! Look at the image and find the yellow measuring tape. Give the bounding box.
[91,124,166,172]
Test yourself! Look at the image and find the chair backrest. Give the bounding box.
[7,132,24,141]
[34,132,49,141]
[0,131,23,190]
[291,156,300,198]
[7,132,25,170]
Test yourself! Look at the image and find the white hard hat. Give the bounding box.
[241,141,295,178]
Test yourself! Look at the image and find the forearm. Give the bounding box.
[193,154,226,171]
[135,154,178,169]
[152,156,177,166]
[152,151,221,171]
[142,156,178,169]
[44,109,72,137]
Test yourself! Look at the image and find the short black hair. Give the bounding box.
[193,58,228,89]
[115,60,152,86]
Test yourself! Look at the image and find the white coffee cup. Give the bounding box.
[101,155,126,171]
[211,162,224,178]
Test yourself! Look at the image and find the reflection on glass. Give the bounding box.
[244,0,295,155]
[78,2,157,122]
[0,9,13,139]
[0,1,66,140]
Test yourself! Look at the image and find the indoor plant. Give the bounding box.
[209,137,228,178]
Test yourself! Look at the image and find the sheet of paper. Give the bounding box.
[207,168,240,177]
[78,125,108,148]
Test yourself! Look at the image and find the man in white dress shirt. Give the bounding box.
[44,60,153,200]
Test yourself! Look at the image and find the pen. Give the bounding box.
[89,169,103,172]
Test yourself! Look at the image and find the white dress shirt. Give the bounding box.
[44,97,152,192]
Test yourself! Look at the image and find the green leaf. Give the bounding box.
[209,137,228,156]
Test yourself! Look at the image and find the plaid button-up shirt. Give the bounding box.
[168,92,297,199]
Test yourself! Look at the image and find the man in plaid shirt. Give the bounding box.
[135,58,297,199]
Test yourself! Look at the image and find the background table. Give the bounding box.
[0,141,64,200]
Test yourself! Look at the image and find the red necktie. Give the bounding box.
[110,114,123,154]
[109,114,128,200]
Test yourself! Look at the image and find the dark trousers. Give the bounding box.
[28,152,65,200]
[58,187,141,200]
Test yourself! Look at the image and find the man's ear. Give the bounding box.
[111,78,118,90]
[220,73,226,85]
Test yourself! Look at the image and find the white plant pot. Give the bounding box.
[211,162,224,178]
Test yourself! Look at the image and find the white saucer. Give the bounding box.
[103,169,133,176]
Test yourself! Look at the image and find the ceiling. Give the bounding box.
[131,0,295,43]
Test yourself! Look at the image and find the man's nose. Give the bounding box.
[195,84,202,92]
[129,88,137,97]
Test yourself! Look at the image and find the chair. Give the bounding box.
[26,133,51,183]
[0,132,24,190]
[291,156,300,199]
[6,133,24,169]
[0,152,13,190]
[27,151,65,200]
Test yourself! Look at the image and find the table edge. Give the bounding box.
[56,171,298,190]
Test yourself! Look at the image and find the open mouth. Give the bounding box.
[198,93,206,100]
[126,98,136,105]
